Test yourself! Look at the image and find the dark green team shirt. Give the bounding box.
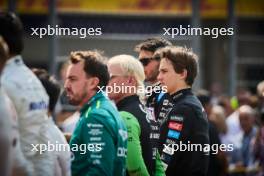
[70,92,127,176]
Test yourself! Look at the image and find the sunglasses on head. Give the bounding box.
[139,57,152,66]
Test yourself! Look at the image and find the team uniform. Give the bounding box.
[70,91,127,176]
[117,95,164,176]
[159,88,209,176]
[1,55,54,176]
[145,82,172,126]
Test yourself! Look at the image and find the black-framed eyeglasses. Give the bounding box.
[139,57,152,67]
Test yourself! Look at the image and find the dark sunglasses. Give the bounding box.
[139,57,152,66]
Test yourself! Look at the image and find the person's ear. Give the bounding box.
[128,77,132,83]
[129,76,138,88]
[180,69,188,80]
[127,76,136,84]
[89,77,100,90]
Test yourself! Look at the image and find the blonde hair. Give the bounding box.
[108,55,145,100]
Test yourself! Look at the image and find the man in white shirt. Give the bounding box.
[0,12,54,176]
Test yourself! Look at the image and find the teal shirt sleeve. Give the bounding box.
[120,111,150,176]
[70,113,116,176]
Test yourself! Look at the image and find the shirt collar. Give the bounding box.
[80,91,106,114]
[116,95,139,111]
[171,88,192,102]
[5,55,23,67]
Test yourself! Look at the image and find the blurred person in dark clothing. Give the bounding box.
[254,81,264,176]
[197,90,228,176]
[231,105,258,169]
[221,89,253,151]
[257,81,264,116]
[218,95,235,117]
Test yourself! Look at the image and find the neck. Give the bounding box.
[80,91,96,107]
[147,80,158,86]
[115,93,136,104]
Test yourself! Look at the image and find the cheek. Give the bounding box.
[116,79,126,86]
[148,62,157,71]
[144,65,151,73]
[74,81,85,91]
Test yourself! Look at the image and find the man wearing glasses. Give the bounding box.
[135,37,172,126]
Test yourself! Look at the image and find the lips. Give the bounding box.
[65,90,73,98]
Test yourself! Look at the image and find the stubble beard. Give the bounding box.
[68,83,88,106]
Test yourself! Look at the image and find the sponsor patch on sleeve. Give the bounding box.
[167,130,180,140]
[168,122,183,131]
[170,115,184,122]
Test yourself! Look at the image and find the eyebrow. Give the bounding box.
[67,75,78,79]
[159,68,168,72]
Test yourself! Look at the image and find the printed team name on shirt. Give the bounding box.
[170,115,184,122]
[29,100,48,111]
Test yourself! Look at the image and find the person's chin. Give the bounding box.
[68,98,80,106]
[160,82,166,87]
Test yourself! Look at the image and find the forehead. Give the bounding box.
[139,50,153,59]
[159,58,173,69]
[67,61,85,76]
[108,63,124,75]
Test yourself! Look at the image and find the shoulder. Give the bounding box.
[81,99,123,129]
[169,101,208,128]
[119,111,140,127]
[173,95,205,118]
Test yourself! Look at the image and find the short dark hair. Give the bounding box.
[32,68,61,113]
[0,12,23,55]
[70,50,109,88]
[154,46,198,86]
[135,37,172,53]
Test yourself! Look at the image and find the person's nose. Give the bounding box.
[157,72,162,82]
[64,79,70,90]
